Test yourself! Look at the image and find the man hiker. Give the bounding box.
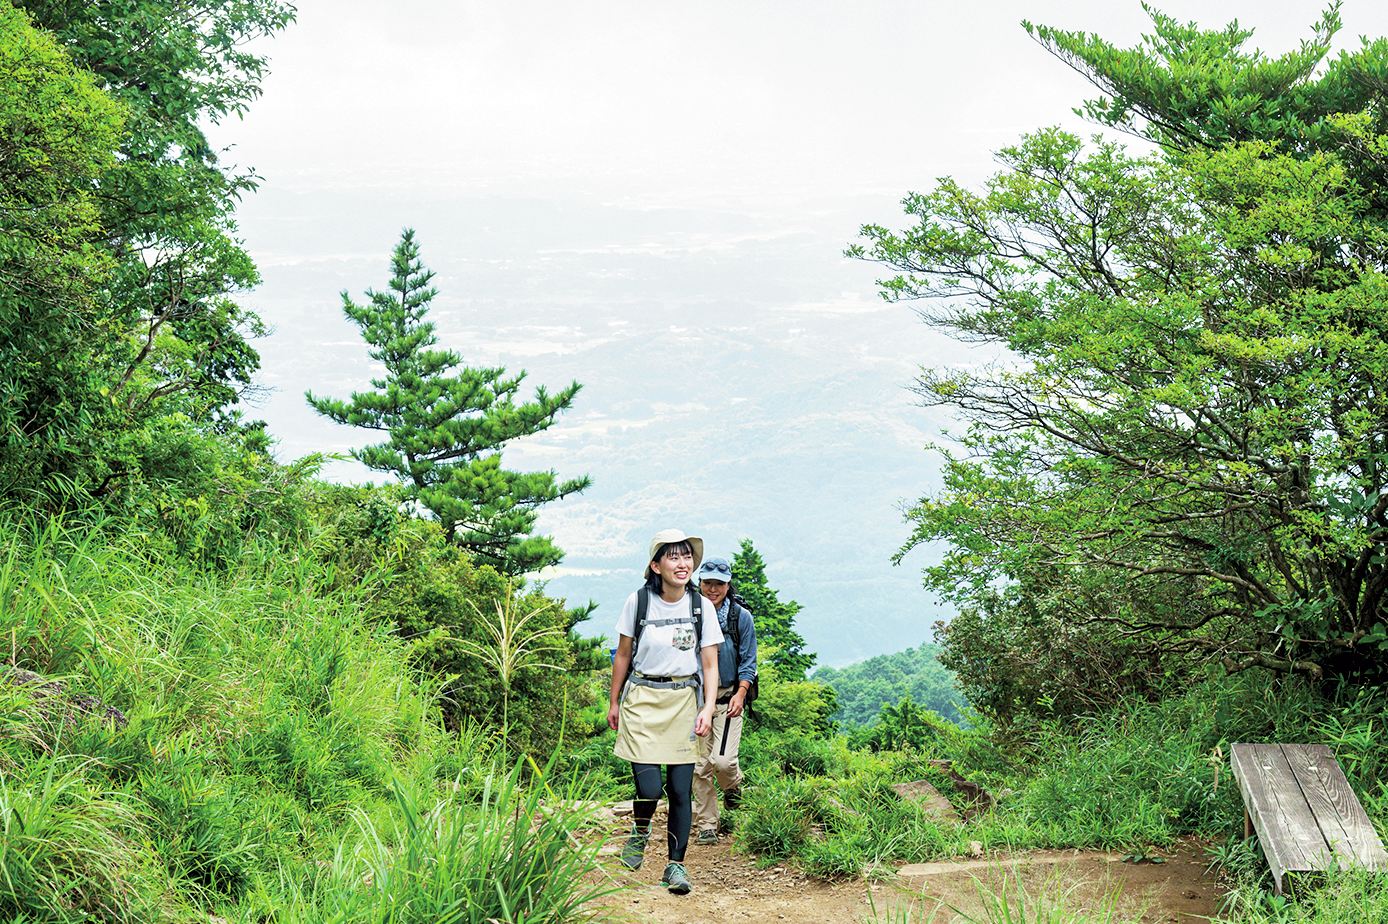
[691,555,757,844]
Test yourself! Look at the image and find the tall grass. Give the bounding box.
[736,671,1388,900]
[0,514,618,922]
[866,871,1136,924]
[302,756,618,924]
[0,757,163,922]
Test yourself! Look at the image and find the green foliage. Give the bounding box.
[451,588,569,732]
[307,229,590,577]
[943,871,1127,924]
[753,674,839,738]
[308,758,617,924]
[125,416,321,569]
[934,571,1174,730]
[364,517,594,761]
[800,832,867,881]
[0,0,124,499]
[852,696,960,753]
[732,538,815,679]
[852,7,1388,692]
[1024,3,1381,153]
[558,729,631,800]
[739,777,813,859]
[6,0,294,505]
[0,500,621,921]
[1217,867,1388,923]
[730,673,1388,888]
[815,642,963,727]
[0,757,165,922]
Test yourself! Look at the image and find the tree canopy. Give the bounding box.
[2,0,294,505]
[307,229,590,577]
[813,642,962,728]
[851,4,1388,699]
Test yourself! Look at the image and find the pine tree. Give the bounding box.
[306,229,590,576]
[732,538,816,680]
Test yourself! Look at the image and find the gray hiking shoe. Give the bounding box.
[661,861,692,894]
[695,828,718,846]
[619,830,649,870]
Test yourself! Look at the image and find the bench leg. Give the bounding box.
[1244,807,1253,841]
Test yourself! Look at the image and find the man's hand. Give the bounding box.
[727,690,746,718]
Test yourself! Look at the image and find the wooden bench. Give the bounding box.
[1230,743,1388,894]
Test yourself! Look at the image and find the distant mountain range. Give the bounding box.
[235,184,971,666]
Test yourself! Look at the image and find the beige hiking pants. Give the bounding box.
[692,698,744,833]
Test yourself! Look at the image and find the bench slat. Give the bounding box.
[1289,744,1388,870]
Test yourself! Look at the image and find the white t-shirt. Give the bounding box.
[615,589,724,678]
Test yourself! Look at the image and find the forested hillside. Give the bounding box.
[813,642,963,728]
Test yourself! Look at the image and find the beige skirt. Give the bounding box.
[614,681,699,764]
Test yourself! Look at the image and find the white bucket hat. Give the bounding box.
[647,528,704,573]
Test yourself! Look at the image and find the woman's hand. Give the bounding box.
[694,704,715,737]
[608,635,634,732]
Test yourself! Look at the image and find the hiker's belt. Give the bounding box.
[624,671,703,710]
[635,672,688,683]
[715,685,735,704]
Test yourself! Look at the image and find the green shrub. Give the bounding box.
[313,757,616,924]
[740,778,814,859]
[801,832,867,881]
[560,730,630,799]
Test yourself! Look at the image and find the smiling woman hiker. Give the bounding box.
[608,529,723,895]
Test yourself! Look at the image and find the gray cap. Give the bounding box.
[696,557,732,584]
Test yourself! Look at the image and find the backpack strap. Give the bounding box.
[725,600,741,654]
[626,587,650,689]
[634,586,650,655]
[689,585,703,648]
[722,598,759,710]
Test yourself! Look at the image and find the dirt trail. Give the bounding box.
[589,821,1225,924]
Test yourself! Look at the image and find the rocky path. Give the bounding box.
[586,807,1225,924]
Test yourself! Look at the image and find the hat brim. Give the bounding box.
[648,529,704,577]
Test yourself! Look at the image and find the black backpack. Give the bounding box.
[722,595,760,705]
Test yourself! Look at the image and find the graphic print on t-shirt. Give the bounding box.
[671,625,695,651]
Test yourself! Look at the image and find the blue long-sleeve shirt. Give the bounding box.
[715,598,757,688]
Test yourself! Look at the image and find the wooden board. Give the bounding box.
[1231,742,1388,895]
[1290,744,1388,869]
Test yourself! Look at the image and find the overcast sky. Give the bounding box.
[216,0,1380,200]
[205,0,1388,664]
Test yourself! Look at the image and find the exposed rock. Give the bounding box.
[1,667,128,746]
[820,792,861,819]
[930,758,997,816]
[890,779,960,822]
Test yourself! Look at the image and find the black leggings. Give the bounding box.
[631,763,695,862]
